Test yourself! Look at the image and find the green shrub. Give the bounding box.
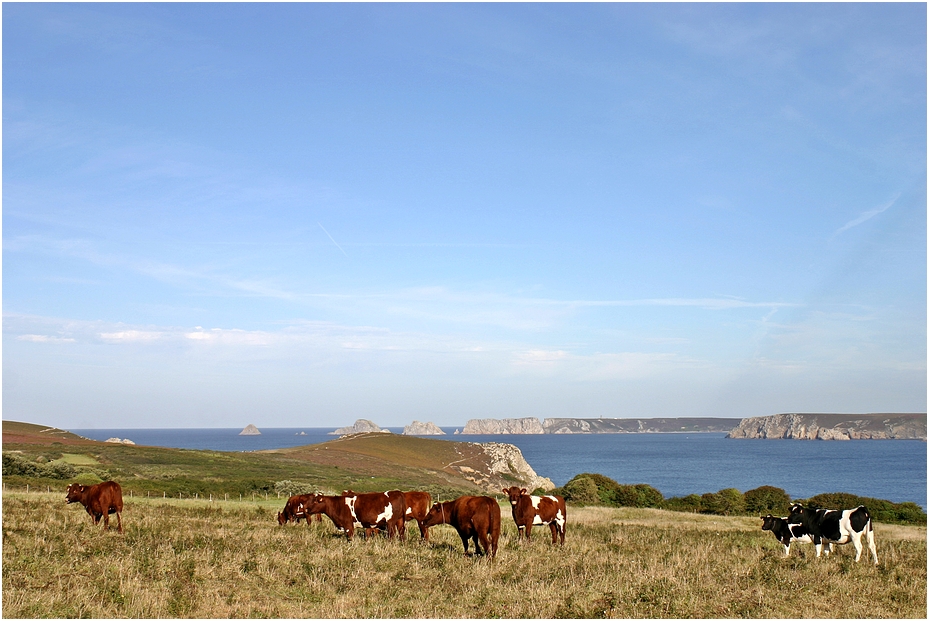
[744,485,791,515]
[662,494,702,513]
[273,480,316,497]
[612,484,664,508]
[561,476,600,505]
[2,454,76,480]
[715,488,745,516]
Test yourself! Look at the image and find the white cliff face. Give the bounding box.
[726,413,926,440]
[461,417,545,434]
[402,421,446,435]
[481,442,554,491]
[446,441,554,492]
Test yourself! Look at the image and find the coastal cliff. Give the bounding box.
[462,417,545,434]
[449,442,555,494]
[461,416,734,434]
[726,413,926,440]
[543,417,735,434]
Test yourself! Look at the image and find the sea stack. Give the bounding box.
[239,424,261,436]
[402,421,446,435]
[330,419,392,436]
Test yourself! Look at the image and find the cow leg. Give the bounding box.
[813,535,823,558]
[850,531,864,562]
[549,523,558,545]
[523,524,532,542]
[783,543,790,557]
[115,511,123,534]
[459,533,471,556]
[822,541,831,556]
[419,520,429,541]
[867,529,878,565]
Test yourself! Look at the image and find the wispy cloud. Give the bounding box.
[834,193,900,236]
[16,334,76,344]
[318,222,348,257]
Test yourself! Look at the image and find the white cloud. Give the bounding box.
[16,334,76,344]
[834,193,900,236]
[99,330,168,342]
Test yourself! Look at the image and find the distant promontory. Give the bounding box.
[461,416,735,435]
[726,413,926,440]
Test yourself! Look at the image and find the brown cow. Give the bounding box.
[401,491,433,540]
[502,486,566,545]
[421,495,501,558]
[306,491,407,540]
[277,494,322,526]
[65,481,124,533]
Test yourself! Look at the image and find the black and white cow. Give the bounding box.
[760,514,819,557]
[787,503,878,564]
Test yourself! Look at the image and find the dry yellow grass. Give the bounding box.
[3,492,925,618]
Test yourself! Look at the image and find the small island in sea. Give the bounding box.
[239,424,261,436]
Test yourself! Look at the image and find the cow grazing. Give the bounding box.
[788,503,878,564]
[277,494,322,526]
[65,481,124,534]
[306,491,407,540]
[401,491,433,540]
[421,495,501,558]
[760,514,818,557]
[502,486,566,545]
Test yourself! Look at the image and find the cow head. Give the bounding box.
[787,503,808,524]
[502,486,527,505]
[760,515,777,531]
[65,483,85,504]
[277,511,287,525]
[421,502,449,528]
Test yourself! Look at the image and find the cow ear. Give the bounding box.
[521,488,527,495]
[502,488,507,494]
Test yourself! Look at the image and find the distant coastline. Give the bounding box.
[456,413,926,440]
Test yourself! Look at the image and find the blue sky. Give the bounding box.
[3,3,926,430]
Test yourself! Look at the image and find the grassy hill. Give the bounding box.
[2,421,500,499]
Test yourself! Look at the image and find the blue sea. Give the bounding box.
[71,427,928,509]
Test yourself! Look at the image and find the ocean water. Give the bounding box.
[71,427,927,509]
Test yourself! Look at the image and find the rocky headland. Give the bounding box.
[330,419,392,436]
[402,421,445,435]
[726,413,926,440]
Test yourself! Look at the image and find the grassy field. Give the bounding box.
[2,491,925,618]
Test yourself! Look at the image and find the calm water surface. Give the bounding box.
[72,427,927,509]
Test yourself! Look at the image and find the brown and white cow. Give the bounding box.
[421,495,501,558]
[277,493,322,526]
[65,481,124,534]
[305,491,407,540]
[401,491,433,540]
[502,486,566,545]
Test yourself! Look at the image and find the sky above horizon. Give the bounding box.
[3,3,926,430]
